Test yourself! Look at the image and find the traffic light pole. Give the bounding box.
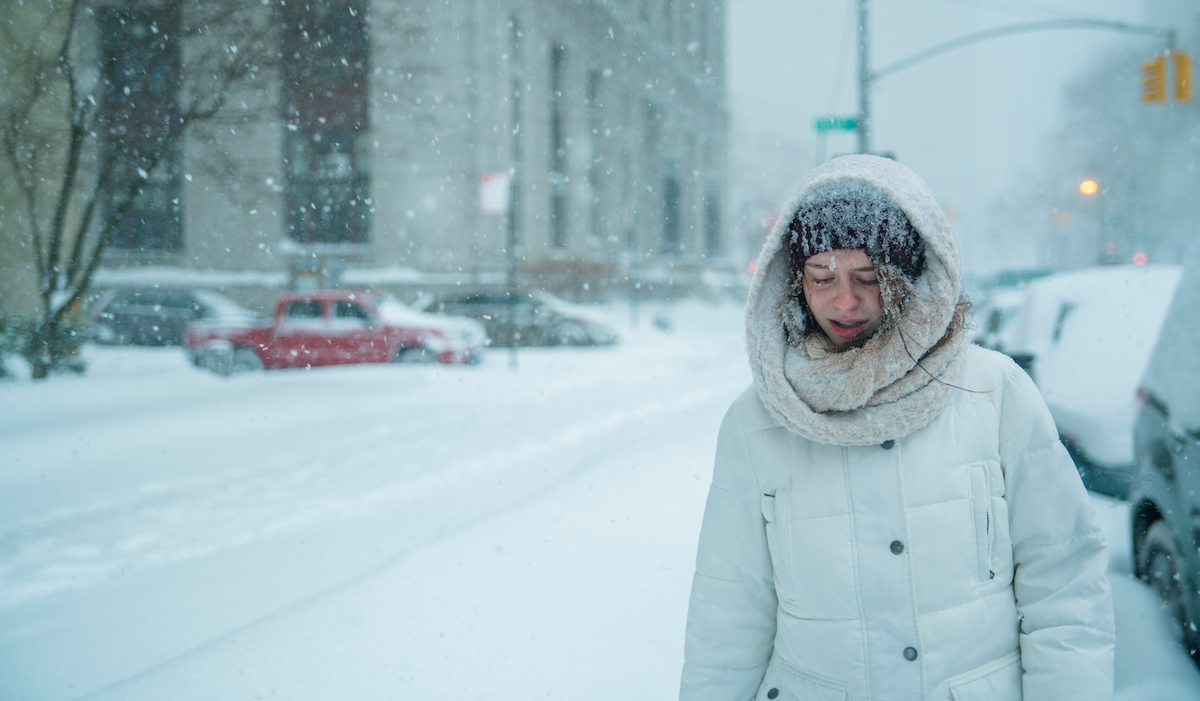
[854,13,1177,155]
[856,0,871,155]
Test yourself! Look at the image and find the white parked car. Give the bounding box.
[1001,265,1182,497]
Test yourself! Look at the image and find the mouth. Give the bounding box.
[828,319,869,338]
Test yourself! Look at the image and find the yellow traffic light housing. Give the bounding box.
[1175,50,1192,102]
[1143,53,1167,103]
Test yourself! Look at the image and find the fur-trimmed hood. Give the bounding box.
[746,154,968,446]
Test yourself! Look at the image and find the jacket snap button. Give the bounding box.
[904,647,918,661]
[767,689,779,699]
[881,440,895,450]
[890,540,905,555]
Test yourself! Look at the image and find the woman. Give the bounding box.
[680,155,1114,701]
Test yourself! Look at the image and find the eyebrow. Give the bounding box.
[804,262,877,273]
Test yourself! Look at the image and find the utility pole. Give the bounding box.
[856,0,871,155]
[507,16,523,369]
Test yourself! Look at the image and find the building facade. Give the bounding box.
[7,0,729,318]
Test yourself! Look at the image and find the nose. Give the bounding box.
[832,277,859,310]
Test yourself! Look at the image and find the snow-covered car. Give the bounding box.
[971,286,1027,358]
[970,268,1054,360]
[1129,242,1200,657]
[1001,265,1182,497]
[91,287,259,346]
[185,290,488,372]
[423,289,618,348]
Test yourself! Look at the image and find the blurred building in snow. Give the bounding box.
[75,0,730,310]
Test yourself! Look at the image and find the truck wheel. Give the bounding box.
[1140,520,1199,653]
[229,347,264,373]
[395,346,438,364]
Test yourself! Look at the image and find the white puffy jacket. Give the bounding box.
[680,345,1114,701]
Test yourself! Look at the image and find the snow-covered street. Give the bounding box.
[2,301,1199,700]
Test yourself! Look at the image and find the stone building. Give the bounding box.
[85,0,731,308]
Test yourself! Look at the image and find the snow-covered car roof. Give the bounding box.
[1004,264,1182,466]
[94,287,259,317]
[189,289,261,321]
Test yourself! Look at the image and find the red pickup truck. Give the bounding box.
[185,290,488,373]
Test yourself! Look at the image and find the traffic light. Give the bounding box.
[1143,54,1166,103]
[1175,50,1192,102]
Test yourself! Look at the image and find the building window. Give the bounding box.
[99,6,183,252]
[643,100,669,254]
[663,159,681,254]
[704,177,721,256]
[549,44,568,249]
[283,129,369,244]
[586,69,602,246]
[280,0,370,246]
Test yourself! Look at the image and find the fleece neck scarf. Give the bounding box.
[746,155,969,446]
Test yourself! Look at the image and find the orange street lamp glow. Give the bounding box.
[1080,180,1098,195]
[1133,252,1148,265]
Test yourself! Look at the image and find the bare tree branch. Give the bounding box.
[43,0,85,295]
[3,0,280,377]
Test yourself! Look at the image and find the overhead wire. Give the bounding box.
[922,0,1119,21]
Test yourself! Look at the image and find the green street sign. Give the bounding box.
[814,116,859,132]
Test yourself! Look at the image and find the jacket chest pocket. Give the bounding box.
[968,464,995,583]
[761,489,858,619]
[762,492,797,601]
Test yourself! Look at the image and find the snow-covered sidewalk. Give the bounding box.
[83,362,724,699]
[0,301,746,700]
[82,479,1200,700]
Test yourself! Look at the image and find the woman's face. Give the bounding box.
[802,249,884,349]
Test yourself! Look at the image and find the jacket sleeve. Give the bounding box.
[999,362,1116,701]
[680,398,778,701]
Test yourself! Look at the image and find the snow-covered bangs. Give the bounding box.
[786,180,926,280]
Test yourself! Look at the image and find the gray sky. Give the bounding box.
[727,0,1155,272]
